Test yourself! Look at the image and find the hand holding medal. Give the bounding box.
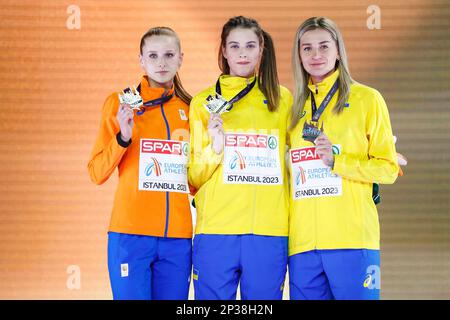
[207,113,224,154]
[116,104,134,142]
[315,133,335,168]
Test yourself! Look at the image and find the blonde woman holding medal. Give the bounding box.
[287,17,399,300]
[88,27,193,300]
[188,16,293,300]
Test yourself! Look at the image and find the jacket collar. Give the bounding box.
[218,74,257,94]
[139,75,175,101]
[307,69,339,97]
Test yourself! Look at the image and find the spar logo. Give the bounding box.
[291,145,341,164]
[291,147,320,163]
[145,157,162,177]
[225,134,268,148]
[295,166,306,186]
[332,145,340,155]
[182,143,189,156]
[230,151,246,170]
[268,136,278,150]
[141,139,183,155]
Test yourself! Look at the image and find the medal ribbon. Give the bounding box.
[124,84,174,116]
[214,76,257,112]
[310,80,339,122]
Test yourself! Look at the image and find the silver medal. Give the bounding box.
[203,94,231,115]
[118,86,143,110]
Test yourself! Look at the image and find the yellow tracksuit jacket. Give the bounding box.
[189,75,292,236]
[287,70,399,255]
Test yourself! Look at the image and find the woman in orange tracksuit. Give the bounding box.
[88,27,193,300]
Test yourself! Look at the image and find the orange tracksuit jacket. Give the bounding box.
[88,76,192,238]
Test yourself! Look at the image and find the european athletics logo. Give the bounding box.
[145,157,162,177]
[295,166,307,186]
[230,151,246,170]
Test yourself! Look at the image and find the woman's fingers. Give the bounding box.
[315,137,327,144]
[209,127,223,136]
[117,104,135,133]
[208,119,223,130]
[210,113,222,120]
[118,104,133,119]
[315,136,331,146]
[315,142,332,151]
[316,144,332,152]
[208,113,223,127]
[120,103,133,112]
[315,133,331,143]
[209,115,222,124]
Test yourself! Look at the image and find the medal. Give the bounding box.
[203,93,232,114]
[302,121,323,143]
[203,77,257,114]
[118,83,174,116]
[302,79,339,143]
[118,86,143,110]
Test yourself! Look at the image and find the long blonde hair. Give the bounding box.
[290,17,353,130]
[140,27,192,105]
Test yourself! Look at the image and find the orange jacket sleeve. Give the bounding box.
[87,93,128,185]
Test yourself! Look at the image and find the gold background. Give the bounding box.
[0,0,449,299]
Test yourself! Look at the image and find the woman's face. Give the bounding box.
[139,35,183,89]
[222,28,262,78]
[299,28,340,83]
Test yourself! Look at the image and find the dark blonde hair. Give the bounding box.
[140,27,192,105]
[218,16,280,112]
[290,17,353,130]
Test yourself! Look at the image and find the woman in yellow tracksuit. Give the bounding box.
[287,17,399,300]
[188,16,292,300]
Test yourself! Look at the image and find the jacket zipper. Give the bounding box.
[251,98,257,234]
[313,86,319,249]
[160,101,171,237]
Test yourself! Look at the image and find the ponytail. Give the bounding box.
[173,72,192,105]
[258,30,280,112]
